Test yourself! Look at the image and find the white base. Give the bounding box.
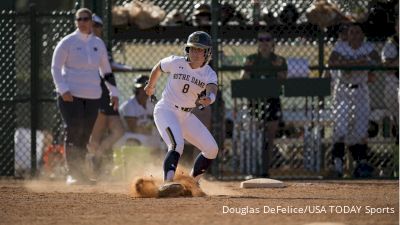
[240,178,286,188]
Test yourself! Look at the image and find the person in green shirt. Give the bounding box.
[241,31,288,177]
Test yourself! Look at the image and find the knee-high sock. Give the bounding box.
[163,150,180,182]
[191,153,213,182]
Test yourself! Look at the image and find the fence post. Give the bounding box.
[105,0,112,51]
[317,28,326,172]
[30,3,39,177]
[210,0,219,72]
[318,28,325,77]
[210,0,223,178]
[0,9,17,176]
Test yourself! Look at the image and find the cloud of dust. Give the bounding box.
[23,148,239,197]
[23,148,166,194]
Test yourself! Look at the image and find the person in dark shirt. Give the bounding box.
[241,31,288,177]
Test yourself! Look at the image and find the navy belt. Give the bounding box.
[175,105,193,112]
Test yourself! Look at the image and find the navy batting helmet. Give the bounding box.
[184,31,212,65]
[133,75,149,88]
[132,75,149,95]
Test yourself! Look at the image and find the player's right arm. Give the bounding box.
[144,62,162,97]
[51,38,72,101]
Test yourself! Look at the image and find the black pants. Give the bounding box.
[57,96,100,179]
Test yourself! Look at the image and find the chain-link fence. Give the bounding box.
[0,0,398,179]
[0,7,74,178]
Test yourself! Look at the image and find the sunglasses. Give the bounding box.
[76,17,91,22]
[258,37,273,42]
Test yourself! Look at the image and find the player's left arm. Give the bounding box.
[198,83,218,107]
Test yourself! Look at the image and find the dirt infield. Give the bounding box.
[0,179,398,225]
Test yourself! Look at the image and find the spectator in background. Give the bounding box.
[118,75,161,150]
[240,31,288,177]
[381,17,399,141]
[328,23,380,178]
[51,8,119,185]
[192,2,211,26]
[87,14,133,179]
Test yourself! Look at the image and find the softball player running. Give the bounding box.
[144,31,218,193]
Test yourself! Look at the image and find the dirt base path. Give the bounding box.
[0,179,398,225]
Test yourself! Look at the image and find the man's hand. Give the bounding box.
[61,91,73,102]
[110,96,119,111]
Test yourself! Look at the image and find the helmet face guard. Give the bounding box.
[184,31,212,66]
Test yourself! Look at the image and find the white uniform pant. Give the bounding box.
[332,82,370,145]
[154,100,218,159]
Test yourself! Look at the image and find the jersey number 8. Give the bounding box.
[182,84,190,93]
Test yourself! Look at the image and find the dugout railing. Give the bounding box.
[0,0,398,179]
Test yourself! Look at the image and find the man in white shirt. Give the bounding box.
[328,23,380,178]
[118,75,159,148]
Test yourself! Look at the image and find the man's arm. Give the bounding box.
[329,50,375,67]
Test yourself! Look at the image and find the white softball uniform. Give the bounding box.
[154,56,218,159]
[332,41,375,144]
